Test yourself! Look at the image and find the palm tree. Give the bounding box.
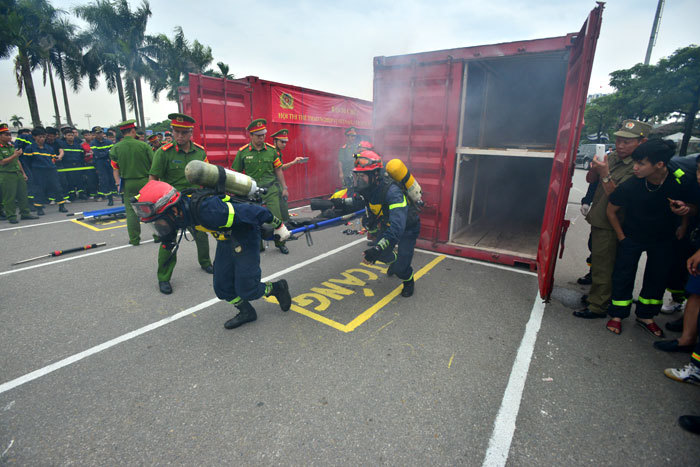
[2,0,59,126]
[10,115,24,129]
[47,18,83,127]
[75,0,130,122]
[116,0,154,130]
[205,62,234,80]
[144,27,214,104]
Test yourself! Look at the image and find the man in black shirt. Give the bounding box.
[606,139,697,336]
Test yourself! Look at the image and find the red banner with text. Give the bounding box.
[270,86,372,129]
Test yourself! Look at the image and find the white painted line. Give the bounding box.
[416,249,537,277]
[482,292,546,467]
[0,218,75,232]
[288,204,309,212]
[0,237,366,395]
[0,240,155,277]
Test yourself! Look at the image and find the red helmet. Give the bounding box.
[357,140,374,150]
[353,150,383,173]
[132,180,180,222]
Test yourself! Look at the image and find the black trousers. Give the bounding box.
[609,237,673,319]
[666,235,693,301]
[32,167,65,206]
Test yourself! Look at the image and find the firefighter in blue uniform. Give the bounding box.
[90,126,116,205]
[24,127,67,215]
[354,150,419,297]
[133,180,293,329]
[58,127,87,200]
[14,128,35,209]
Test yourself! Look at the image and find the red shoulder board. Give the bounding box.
[265,142,275,148]
[238,143,250,151]
[161,143,174,151]
[193,142,205,150]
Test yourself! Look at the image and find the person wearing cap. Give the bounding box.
[163,131,172,144]
[45,127,70,203]
[90,126,116,205]
[232,118,291,254]
[57,127,89,201]
[338,127,359,188]
[149,113,213,294]
[147,133,161,151]
[0,123,37,223]
[81,129,99,198]
[14,128,36,210]
[109,120,154,245]
[574,120,651,320]
[271,129,305,171]
[24,127,67,215]
[271,128,306,223]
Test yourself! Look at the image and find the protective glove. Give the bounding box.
[274,223,290,242]
[261,223,275,240]
[580,204,591,216]
[363,246,382,263]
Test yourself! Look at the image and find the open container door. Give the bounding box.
[537,3,604,300]
[188,73,252,167]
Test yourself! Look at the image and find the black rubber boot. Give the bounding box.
[679,415,700,434]
[58,203,68,213]
[158,281,172,294]
[401,278,414,297]
[270,279,292,311]
[36,207,45,216]
[224,301,257,329]
[107,195,114,206]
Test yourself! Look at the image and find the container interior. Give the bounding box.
[449,154,552,258]
[460,51,569,150]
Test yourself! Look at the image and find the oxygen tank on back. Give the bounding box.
[185,160,259,197]
[385,158,423,207]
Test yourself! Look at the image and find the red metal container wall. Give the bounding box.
[372,59,463,243]
[184,74,372,206]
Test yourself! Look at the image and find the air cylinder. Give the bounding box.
[185,160,259,197]
[385,158,423,206]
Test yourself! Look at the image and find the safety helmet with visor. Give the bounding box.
[132,180,183,239]
[352,150,383,193]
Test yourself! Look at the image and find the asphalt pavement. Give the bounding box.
[0,176,698,465]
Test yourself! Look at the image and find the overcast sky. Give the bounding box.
[1,0,698,129]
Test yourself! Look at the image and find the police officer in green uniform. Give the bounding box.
[149,113,213,294]
[109,120,154,246]
[0,123,37,223]
[574,120,651,319]
[338,127,358,188]
[271,128,305,223]
[232,118,290,254]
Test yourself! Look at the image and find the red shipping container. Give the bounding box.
[179,75,372,207]
[372,4,604,299]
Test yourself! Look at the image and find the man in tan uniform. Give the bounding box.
[574,120,651,319]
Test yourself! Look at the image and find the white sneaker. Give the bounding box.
[64,199,71,204]
[49,200,56,205]
[660,301,685,315]
[664,363,700,386]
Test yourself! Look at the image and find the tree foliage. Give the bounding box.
[2,0,233,127]
[583,45,700,156]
